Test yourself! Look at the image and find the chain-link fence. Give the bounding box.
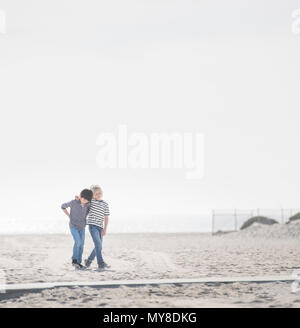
[211,208,300,234]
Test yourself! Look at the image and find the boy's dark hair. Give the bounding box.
[80,189,93,202]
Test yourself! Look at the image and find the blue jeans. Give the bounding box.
[70,226,85,264]
[87,225,104,265]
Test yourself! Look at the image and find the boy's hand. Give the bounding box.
[102,229,106,237]
[75,195,79,200]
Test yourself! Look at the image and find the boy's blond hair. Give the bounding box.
[90,184,102,194]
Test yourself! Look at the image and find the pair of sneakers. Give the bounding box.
[85,259,109,270]
[72,259,85,270]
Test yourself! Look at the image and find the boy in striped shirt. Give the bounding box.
[84,185,110,270]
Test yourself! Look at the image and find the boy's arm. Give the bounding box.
[62,208,70,218]
[102,215,109,236]
[102,203,110,236]
[61,201,73,218]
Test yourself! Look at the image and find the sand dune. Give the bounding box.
[225,220,300,239]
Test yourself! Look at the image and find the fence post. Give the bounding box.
[234,208,237,231]
[212,209,215,235]
[281,208,284,224]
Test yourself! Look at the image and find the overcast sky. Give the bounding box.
[0,0,300,223]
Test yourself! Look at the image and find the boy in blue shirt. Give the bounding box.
[61,189,93,269]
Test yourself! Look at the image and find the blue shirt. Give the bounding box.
[61,199,90,230]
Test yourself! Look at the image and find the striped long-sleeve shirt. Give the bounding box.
[87,199,110,229]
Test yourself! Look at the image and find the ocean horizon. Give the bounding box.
[0,215,213,235]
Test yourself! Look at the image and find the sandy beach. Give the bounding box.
[1,221,300,307]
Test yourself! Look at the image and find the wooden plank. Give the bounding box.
[1,275,294,292]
